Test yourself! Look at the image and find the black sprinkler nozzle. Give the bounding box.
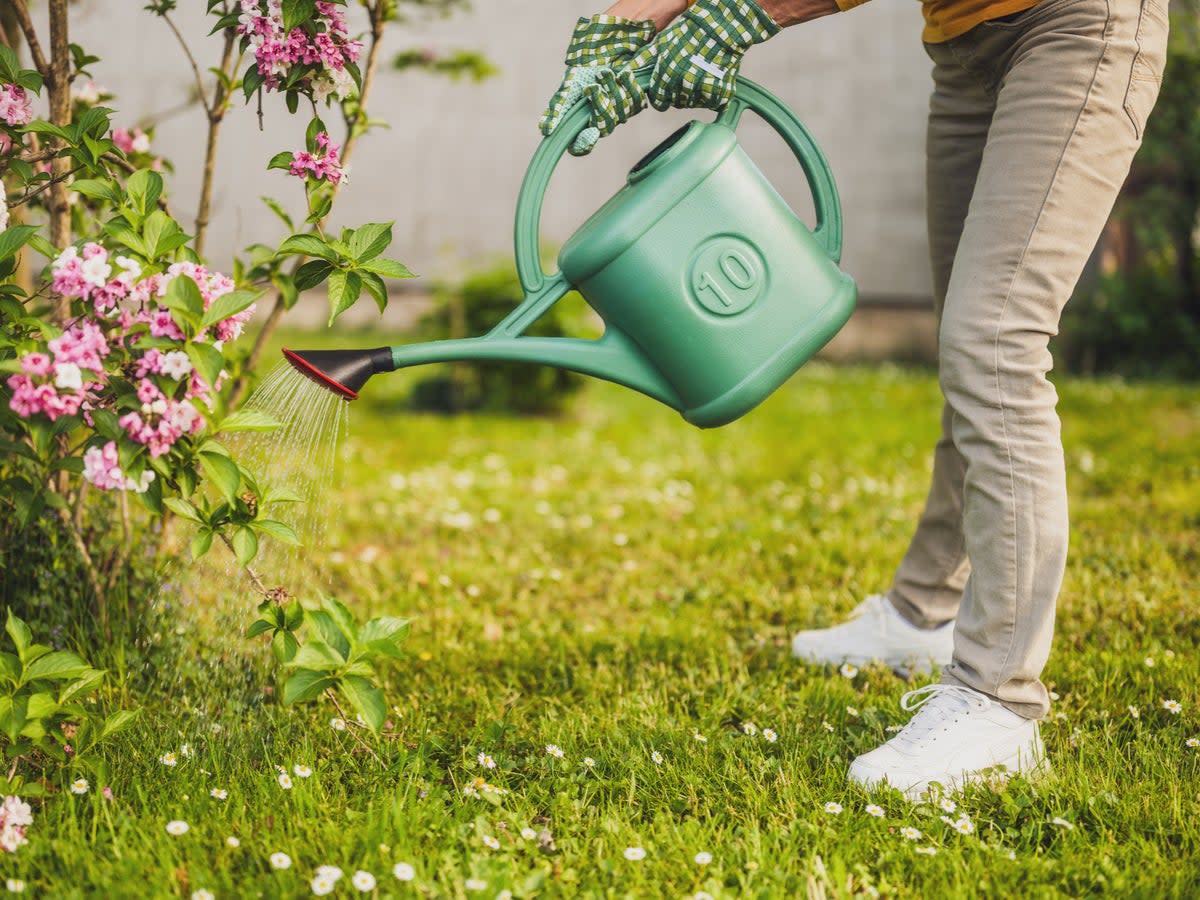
[281,347,394,400]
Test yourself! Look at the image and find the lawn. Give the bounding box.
[6,333,1199,898]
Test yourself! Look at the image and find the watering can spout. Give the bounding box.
[281,347,394,400]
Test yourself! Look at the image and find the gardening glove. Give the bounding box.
[540,15,656,156]
[628,0,781,112]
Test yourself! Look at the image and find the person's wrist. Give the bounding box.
[757,0,841,27]
[604,0,690,31]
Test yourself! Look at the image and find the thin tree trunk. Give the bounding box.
[47,0,71,323]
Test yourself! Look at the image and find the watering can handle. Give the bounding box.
[513,68,844,299]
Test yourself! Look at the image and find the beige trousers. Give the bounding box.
[886,0,1169,719]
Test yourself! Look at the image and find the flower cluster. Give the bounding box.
[7,243,255,492]
[0,84,32,128]
[111,127,151,156]
[236,0,362,101]
[289,131,345,185]
[0,796,32,854]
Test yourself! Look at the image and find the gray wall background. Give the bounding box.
[58,1,934,300]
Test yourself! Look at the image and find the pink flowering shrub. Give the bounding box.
[0,84,33,127]
[236,0,362,103]
[288,131,345,185]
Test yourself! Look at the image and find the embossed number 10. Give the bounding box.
[695,250,758,311]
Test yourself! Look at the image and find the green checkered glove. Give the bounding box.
[629,0,781,112]
[540,15,655,156]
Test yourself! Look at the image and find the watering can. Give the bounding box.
[284,71,857,428]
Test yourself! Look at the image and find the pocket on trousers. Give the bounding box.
[1123,0,1169,139]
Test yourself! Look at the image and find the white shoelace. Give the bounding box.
[891,684,992,750]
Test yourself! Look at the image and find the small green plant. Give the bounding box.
[0,610,139,797]
[247,596,408,733]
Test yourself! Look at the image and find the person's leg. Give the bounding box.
[886,41,994,630]
[937,0,1167,720]
[849,0,1168,796]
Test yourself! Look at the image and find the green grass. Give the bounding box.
[8,344,1200,898]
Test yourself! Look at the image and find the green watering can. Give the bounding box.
[284,72,858,428]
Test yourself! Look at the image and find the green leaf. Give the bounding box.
[246,619,275,639]
[25,692,57,719]
[261,195,295,230]
[361,271,388,314]
[190,528,214,560]
[231,526,258,566]
[359,257,416,280]
[326,269,362,325]
[0,653,19,684]
[201,289,262,329]
[5,611,32,659]
[340,675,386,732]
[99,709,140,741]
[242,66,264,102]
[251,519,300,546]
[71,179,122,205]
[164,274,204,328]
[303,611,351,661]
[305,116,327,152]
[187,341,225,389]
[163,497,203,523]
[293,259,334,292]
[271,629,299,664]
[0,226,39,265]
[57,668,106,705]
[348,222,393,263]
[23,650,90,684]
[321,596,358,643]
[126,169,164,218]
[217,409,281,433]
[284,599,304,631]
[198,451,241,503]
[267,151,295,172]
[278,233,339,263]
[283,0,318,33]
[360,616,410,659]
[1,696,27,744]
[282,669,336,705]
[287,641,344,671]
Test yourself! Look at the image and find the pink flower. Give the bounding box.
[289,132,345,185]
[0,795,32,854]
[20,353,52,377]
[111,127,150,155]
[83,442,124,490]
[0,84,33,127]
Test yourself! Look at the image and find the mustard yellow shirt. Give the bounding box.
[837,0,1044,43]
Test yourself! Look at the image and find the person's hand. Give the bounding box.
[540,15,656,156]
[628,0,781,112]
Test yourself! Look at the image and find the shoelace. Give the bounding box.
[890,684,992,749]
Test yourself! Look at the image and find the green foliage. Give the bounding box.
[1058,5,1200,377]
[411,263,593,414]
[247,596,409,732]
[0,610,139,797]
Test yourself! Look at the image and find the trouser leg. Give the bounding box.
[934,0,1167,719]
[887,42,993,629]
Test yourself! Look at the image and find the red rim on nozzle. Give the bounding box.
[282,348,359,400]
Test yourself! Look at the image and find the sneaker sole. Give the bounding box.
[851,740,1050,801]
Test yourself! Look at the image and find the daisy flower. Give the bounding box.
[351,871,376,892]
[762,728,778,743]
[393,863,415,881]
[915,846,938,856]
[159,752,178,767]
[483,835,500,850]
[846,707,860,718]
[741,722,758,736]
[465,879,487,892]
[5,881,23,893]
[166,820,189,835]
[650,750,664,765]
[839,663,858,679]
[864,804,885,818]
[952,817,974,835]
[623,846,646,861]
[583,757,596,768]
[311,875,336,896]
[278,772,294,790]
[191,891,213,900]
[1128,705,1140,719]
[293,764,313,778]
[521,827,537,840]
[1186,737,1199,748]
[1162,699,1182,714]
[270,852,293,870]
[692,732,707,743]
[70,778,89,794]
[477,752,496,770]
[938,798,957,813]
[330,717,347,731]
[900,827,922,841]
[181,744,193,757]
[210,788,228,800]
[1051,817,1075,830]
[545,744,565,759]
[694,851,713,865]
[225,836,240,848]
[823,802,843,815]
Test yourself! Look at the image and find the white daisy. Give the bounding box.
[269,852,292,870]
[393,863,415,881]
[166,820,189,836]
[1162,699,1182,714]
[477,752,496,770]
[938,798,957,813]
[846,706,860,717]
[464,879,487,892]
[1128,705,1140,719]
[225,836,241,848]
[545,744,564,759]
[483,835,500,850]
[351,871,376,891]
[692,732,708,743]
[839,663,858,679]
[330,717,347,731]
[651,750,664,765]
[915,846,938,856]
[823,802,843,815]
[900,827,922,841]
[293,764,313,778]
[864,804,885,818]
[583,757,596,768]
[160,752,178,767]
[311,876,336,896]
[315,866,343,881]
[191,891,214,900]
[694,851,712,865]
[521,827,537,840]
[1051,817,1075,830]
[5,881,23,894]
[278,772,293,790]
[210,788,228,800]
[762,728,778,743]
[741,722,758,736]
[952,817,974,835]
[70,778,89,794]
[1186,737,1199,748]
[623,846,646,861]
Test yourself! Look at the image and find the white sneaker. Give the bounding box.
[791,594,954,674]
[849,684,1048,800]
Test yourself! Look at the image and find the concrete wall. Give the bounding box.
[56,1,935,299]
